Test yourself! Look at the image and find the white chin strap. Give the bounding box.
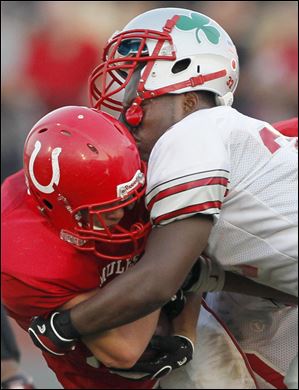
[215,92,234,106]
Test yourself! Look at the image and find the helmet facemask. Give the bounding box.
[61,172,151,261]
[89,17,178,113]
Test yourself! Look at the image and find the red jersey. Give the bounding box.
[1,170,155,389]
[272,117,298,137]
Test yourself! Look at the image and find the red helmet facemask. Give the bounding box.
[23,106,151,261]
[89,16,179,128]
[60,161,151,261]
[89,19,177,112]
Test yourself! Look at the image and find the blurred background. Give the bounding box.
[1,1,298,388]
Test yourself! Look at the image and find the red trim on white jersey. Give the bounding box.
[146,169,229,225]
[202,299,259,389]
[146,169,229,199]
[246,352,287,389]
[147,176,228,211]
[153,200,222,225]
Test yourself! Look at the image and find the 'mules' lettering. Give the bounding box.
[99,259,137,287]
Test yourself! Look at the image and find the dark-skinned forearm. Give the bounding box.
[71,216,213,336]
[224,271,298,305]
[71,262,164,337]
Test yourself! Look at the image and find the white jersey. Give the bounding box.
[284,354,298,389]
[146,106,298,296]
[205,292,298,389]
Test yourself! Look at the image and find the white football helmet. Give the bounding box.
[89,7,239,120]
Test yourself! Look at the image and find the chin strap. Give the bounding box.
[215,91,234,106]
[140,69,227,100]
[125,69,229,127]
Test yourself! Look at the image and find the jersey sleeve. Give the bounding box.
[146,117,230,226]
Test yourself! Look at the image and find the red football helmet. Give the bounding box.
[23,106,151,261]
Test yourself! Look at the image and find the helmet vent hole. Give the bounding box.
[38,128,48,133]
[60,130,72,136]
[197,65,201,73]
[114,123,125,134]
[43,199,53,210]
[171,58,191,74]
[87,143,99,154]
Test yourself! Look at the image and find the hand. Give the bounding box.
[109,335,194,381]
[28,312,77,356]
[162,289,186,320]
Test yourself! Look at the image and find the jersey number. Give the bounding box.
[259,127,281,154]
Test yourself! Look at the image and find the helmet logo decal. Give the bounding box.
[231,59,237,71]
[226,76,234,89]
[29,140,62,194]
[117,170,145,199]
[176,13,220,45]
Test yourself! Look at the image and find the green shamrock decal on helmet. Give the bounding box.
[176,13,221,44]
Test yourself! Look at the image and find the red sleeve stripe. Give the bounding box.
[147,176,228,211]
[146,168,229,198]
[153,200,222,225]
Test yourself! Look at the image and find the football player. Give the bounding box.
[202,114,298,389]
[1,105,171,389]
[26,7,298,389]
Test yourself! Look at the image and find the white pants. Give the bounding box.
[160,299,257,389]
[205,292,298,389]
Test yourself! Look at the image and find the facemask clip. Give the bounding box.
[125,100,144,127]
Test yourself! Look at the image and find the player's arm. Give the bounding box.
[60,290,160,368]
[183,258,298,305]
[223,272,298,305]
[28,216,212,354]
[29,214,297,352]
[108,290,201,380]
[71,216,212,335]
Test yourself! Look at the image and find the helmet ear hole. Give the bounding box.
[43,199,53,210]
[171,58,191,74]
[38,128,48,134]
[87,143,99,154]
[60,130,72,136]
